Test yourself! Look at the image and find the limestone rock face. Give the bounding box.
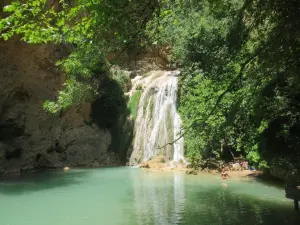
[60,125,117,167]
[0,39,121,174]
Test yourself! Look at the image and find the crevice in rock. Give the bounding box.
[47,141,64,154]
[0,122,25,141]
[5,148,22,160]
[12,86,30,101]
[36,153,42,161]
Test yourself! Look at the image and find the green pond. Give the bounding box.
[0,167,299,225]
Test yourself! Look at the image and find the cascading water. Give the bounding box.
[130,71,184,165]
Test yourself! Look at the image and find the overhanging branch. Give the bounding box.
[157,55,257,149]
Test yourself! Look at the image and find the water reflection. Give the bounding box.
[182,186,300,225]
[1,168,300,225]
[0,170,88,195]
[130,170,300,225]
[131,171,186,225]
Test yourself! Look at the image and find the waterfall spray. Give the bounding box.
[130,71,184,165]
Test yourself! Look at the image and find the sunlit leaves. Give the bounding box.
[156,0,300,170]
[1,0,158,113]
[43,79,98,114]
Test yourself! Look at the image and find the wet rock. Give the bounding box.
[3,158,21,175]
[64,166,70,171]
[0,143,8,165]
[140,162,150,168]
[35,152,63,169]
[60,125,117,166]
[129,71,137,79]
[167,70,181,77]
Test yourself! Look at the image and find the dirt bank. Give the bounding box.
[195,169,263,179]
[139,156,262,179]
[139,156,187,172]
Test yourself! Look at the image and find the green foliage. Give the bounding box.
[270,156,298,174]
[111,69,131,90]
[1,0,158,112]
[2,0,300,174]
[127,91,141,119]
[1,0,158,45]
[149,0,300,172]
[189,152,202,170]
[43,79,97,114]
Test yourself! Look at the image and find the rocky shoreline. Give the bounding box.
[138,156,281,182]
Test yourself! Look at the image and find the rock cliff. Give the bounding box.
[0,40,121,175]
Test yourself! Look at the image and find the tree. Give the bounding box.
[1,0,159,112]
[149,0,300,170]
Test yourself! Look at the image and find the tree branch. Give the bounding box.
[107,1,158,69]
[157,56,257,149]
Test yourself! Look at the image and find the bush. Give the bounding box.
[127,91,141,119]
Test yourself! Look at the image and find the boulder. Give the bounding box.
[230,163,242,171]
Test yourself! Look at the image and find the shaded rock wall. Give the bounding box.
[0,39,121,174]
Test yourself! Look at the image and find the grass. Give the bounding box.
[128,90,141,119]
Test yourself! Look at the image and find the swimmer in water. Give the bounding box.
[221,167,229,179]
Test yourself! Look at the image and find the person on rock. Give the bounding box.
[241,160,248,169]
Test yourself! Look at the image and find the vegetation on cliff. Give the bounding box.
[147,0,300,173]
[0,0,158,112]
[1,0,300,174]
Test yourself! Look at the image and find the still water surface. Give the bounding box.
[0,167,299,225]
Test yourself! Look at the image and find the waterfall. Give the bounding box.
[130,71,184,164]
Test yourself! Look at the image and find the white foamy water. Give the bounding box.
[130,71,184,164]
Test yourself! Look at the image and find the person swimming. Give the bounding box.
[221,167,229,179]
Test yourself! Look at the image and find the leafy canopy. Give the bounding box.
[2,0,300,172]
[1,0,158,112]
[148,0,300,170]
